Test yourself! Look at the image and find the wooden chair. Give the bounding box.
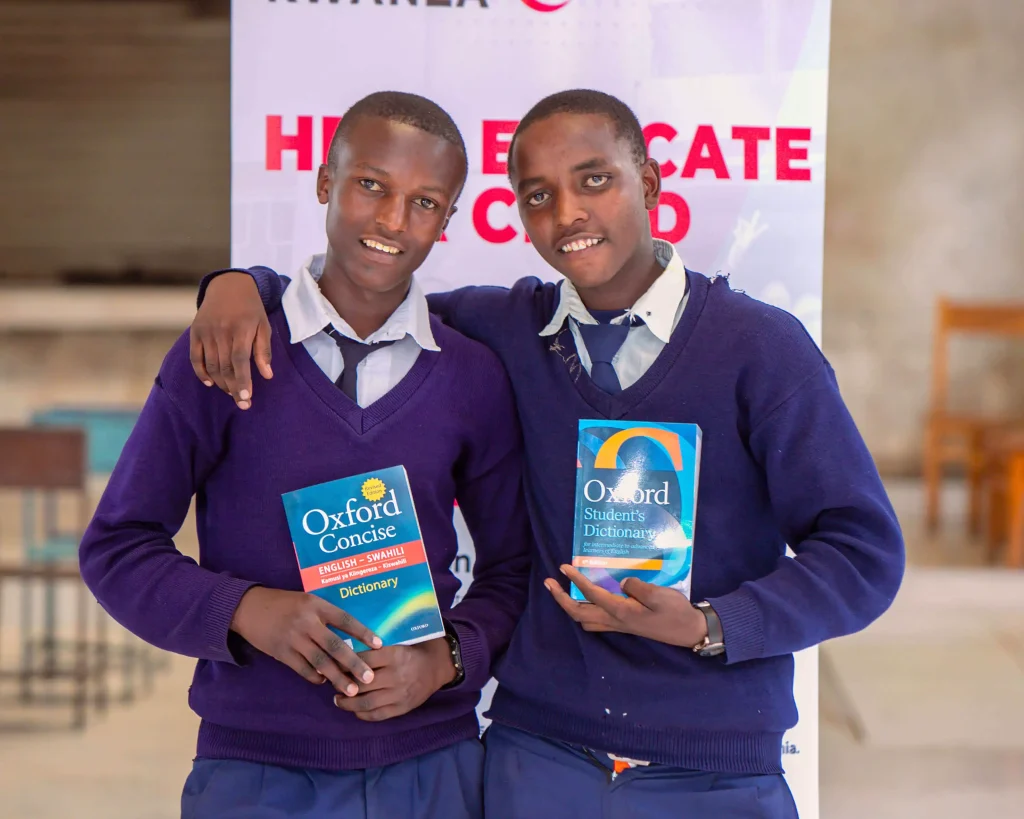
[923,298,1024,533]
[981,429,1024,568]
[0,427,107,728]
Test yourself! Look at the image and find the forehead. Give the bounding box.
[511,113,633,181]
[334,117,466,195]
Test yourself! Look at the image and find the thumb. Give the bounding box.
[254,317,274,380]
[619,577,663,609]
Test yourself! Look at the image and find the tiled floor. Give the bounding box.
[0,479,1022,818]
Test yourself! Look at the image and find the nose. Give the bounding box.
[554,190,588,230]
[376,193,409,235]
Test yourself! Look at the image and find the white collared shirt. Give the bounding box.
[539,239,690,390]
[281,254,440,408]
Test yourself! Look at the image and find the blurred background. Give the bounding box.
[0,1,1022,817]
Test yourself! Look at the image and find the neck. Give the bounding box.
[575,237,662,313]
[318,252,409,340]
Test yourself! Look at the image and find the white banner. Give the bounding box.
[232,2,830,815]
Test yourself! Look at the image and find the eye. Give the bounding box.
[583,174,610,188]
[359,179,384,192]
[526,190,550,206]
[415,197,438,211]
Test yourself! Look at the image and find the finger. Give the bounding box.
[254,317,274,381]
[299,637,361,697]
[189,331,214,387]
[357,646,399,671]
[353,704,406,722]
[316,600,383,652]
[226,330,256,409]
[334,687,400,714]
[283,648,327,686]
[544,578,601,624]
[619,577,663,610]
[559,566,627,613]
[581,622,618,632]
[205,337,235,397]
[313,624,377,686]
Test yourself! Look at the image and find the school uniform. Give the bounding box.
[80,256,532,819]
[211,239,904,818]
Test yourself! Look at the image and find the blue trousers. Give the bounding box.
[181,738,483,819]
[483,724,799,819]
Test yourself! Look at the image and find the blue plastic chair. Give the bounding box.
[28,407,147,703]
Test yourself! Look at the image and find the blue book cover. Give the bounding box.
[571,421,702,601]
[281,465,445,652]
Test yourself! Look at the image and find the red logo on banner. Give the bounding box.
[521,0,571,11]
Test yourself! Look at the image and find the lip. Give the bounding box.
[359,236,406,259]
[554,233,606,255]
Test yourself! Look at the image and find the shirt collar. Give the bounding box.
[538,239,688,344]
[281,254,440,351]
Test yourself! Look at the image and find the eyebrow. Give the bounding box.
[515,157,609,192]
[355,162,390,177]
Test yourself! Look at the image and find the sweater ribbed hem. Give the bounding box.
[196,713,480,771]
[447,620,488,693]
[203,576,259,664]
[487,689,784,775]
[706,587,765,665]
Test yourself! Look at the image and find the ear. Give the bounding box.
[438,204,458,242]
[641,159,662,212]
[316,164,331,205]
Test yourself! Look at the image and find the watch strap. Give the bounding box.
[439,620,465,689]
[692,601,726,657]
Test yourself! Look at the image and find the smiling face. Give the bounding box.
[510,112,662,300]
[317,116,466,298]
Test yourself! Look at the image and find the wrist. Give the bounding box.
[229,586,262,637]
[424,637,458,689]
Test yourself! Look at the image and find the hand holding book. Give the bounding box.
[333,638,457,722]
[545,566,708,648]
[231,587,383,696]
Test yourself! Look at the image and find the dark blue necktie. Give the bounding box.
[324,326,396,402]
[575,310,633,394]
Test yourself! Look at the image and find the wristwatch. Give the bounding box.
[691,601,726,657]
[440,621,465,689]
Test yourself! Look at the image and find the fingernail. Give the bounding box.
[334,696,343,707]
[559,566,568,576]
[347,684,358,696]
[372,637,382,648]
[203,380,213,387]
[240,389,250,401]
[362,670,374,683]
[238,401,250,410]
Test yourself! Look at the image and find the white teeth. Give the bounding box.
[362,240,399,255]
[560,238,603,254]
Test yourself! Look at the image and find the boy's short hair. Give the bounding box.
[327,91,468,174]
[507,89,648,179]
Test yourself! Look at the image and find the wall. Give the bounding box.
[2,0,1023,471]
[822,0,1024,473]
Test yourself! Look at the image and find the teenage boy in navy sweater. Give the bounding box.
[188,90,904,818]
[79,92,532,819]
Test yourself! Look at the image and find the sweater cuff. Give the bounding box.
[705,587,764,665]
[203,575,260,665]
[446,619,489,693]
[196,268,252,310]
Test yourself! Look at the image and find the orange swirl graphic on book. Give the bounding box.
[593,427,683,470]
